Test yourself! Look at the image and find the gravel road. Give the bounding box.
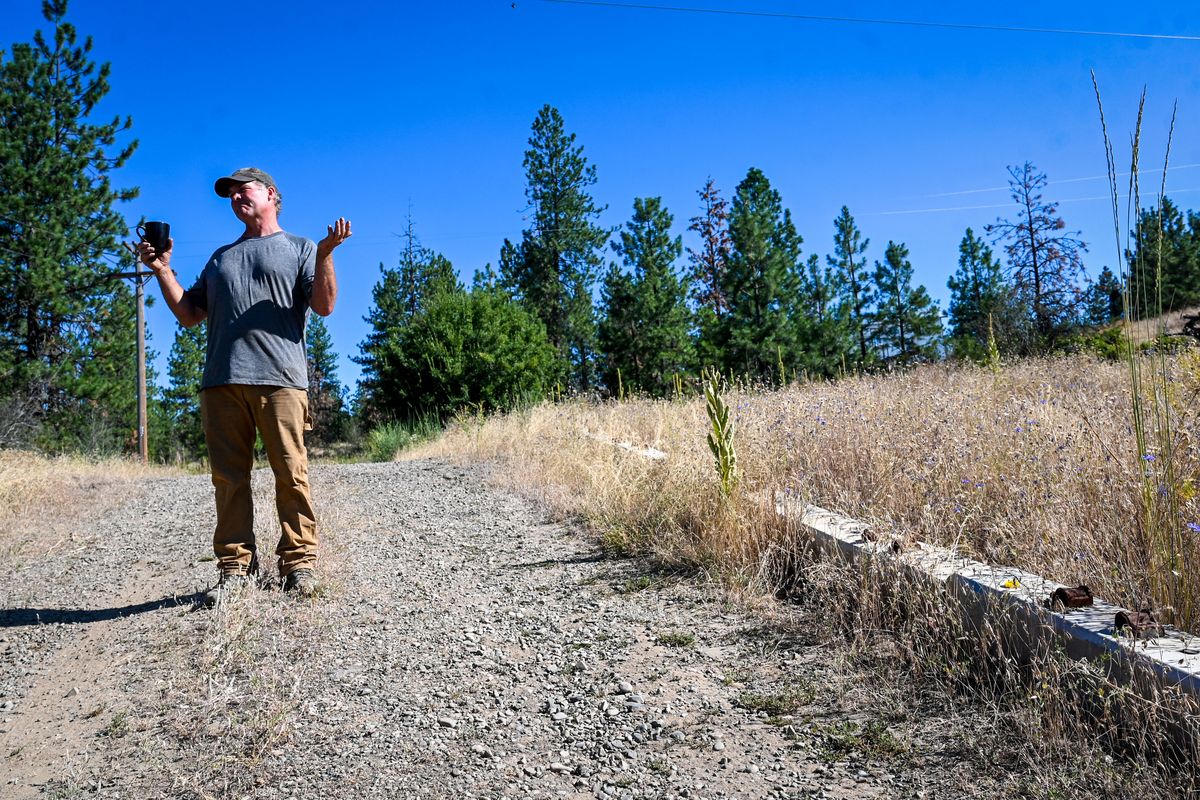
[0,459,1116,798]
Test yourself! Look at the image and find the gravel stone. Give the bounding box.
[0,458,1167,799]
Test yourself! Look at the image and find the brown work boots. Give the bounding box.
[203,552,321,606]
[283,568,320,598]
[203,572,252,608]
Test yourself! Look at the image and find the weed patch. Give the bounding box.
[656,631,695,648]
[811,719,906,760]
[735,682,814,717]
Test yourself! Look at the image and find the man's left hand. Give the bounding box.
[317,218,353,254]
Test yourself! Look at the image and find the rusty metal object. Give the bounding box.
[1115,608,1165,639]
[1182,314,1200,340]
[1048,585,1094,610]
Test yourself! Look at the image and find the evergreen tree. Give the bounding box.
[499,105,608,392]
[827,207,874,369]
[1126,198,1200,317]
[392,214,457,322]
[355,224,457,422]
[597,197,692,396]
[373,284,560,421]
[472,261,500,290]
[160,321,206,460]
[0,0,139,451]
[62,271,154,454]
[713,168,803,382]
[985,162,1087,350]
[946,228,1023,359]
[1085,265,1124,326]
[686,177,732,371]
[795,254,853,377]
[306,314,350,446]
[870,241,943,365]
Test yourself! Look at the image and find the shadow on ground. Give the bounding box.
[0,593,206,627]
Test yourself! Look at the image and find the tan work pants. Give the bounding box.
[200,385,317,577]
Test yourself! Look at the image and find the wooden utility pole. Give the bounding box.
[118,242,152,461]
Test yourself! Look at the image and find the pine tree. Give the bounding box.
[827,207,874,369]
[63,271,154,454]
[870,241,943,365]
[373,285,559,421]
[1085,265,1124,326]
[1126,198,1200,317]
[160,321,206,460]
[795,254,853,377]
[393,214,457,322]
[985,162,1087,350]
[946,228,1022,359]
[0,0,139,451]
[355,223,458,422]
[686,177,732,371]
[597,197,692,396]
[499,105,608,392]
[712,168,803,382]
[306,314,349,446]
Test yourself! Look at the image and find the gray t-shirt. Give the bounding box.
[185,231,316,390]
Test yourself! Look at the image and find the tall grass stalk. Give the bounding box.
[1093,74,1195,624]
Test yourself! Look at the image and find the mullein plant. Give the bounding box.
[985,314,1002,376]
[1094,73,1195,627]
[704,367,739,502]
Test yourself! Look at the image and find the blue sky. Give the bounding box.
[8,1,1200,390]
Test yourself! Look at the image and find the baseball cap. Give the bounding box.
[214,167,279,197]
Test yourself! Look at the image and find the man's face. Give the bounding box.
[228,180,274,222]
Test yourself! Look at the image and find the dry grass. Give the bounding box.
[1124,306,1200,345]
[0,449,185,559]
[149,479,350,796]
[410,358,1200,790]
[0,450,182,519]
[411,353,1200,622]
[183,591,322,771]
[767,552,1200,795]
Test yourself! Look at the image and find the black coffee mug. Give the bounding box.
[136,221,170,253]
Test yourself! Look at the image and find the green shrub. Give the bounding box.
[364,419,439,462]
[1138,333,1193,356]
[1064,325,1129,361]
[361,286,561,423]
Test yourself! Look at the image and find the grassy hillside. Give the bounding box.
[413,353,1200,626]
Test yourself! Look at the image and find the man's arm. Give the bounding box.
[137,239,206,327]
[312,217,352,316]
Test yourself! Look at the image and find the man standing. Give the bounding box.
[138,167,351,606]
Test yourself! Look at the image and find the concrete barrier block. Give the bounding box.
[775,496,1200,700]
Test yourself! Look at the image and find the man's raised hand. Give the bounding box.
[318,218,352,254]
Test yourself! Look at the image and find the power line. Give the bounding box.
[914,164,1200,200]
[0,242,142,298]
[536,0,1200,41]
[0,212,135,263]
[873,186,1200,216]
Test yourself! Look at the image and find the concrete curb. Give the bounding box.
[583,429,1200,698]
[778,497,1200,698]
[582,430,668,461]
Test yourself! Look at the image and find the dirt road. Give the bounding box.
[0,459,1078,798]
